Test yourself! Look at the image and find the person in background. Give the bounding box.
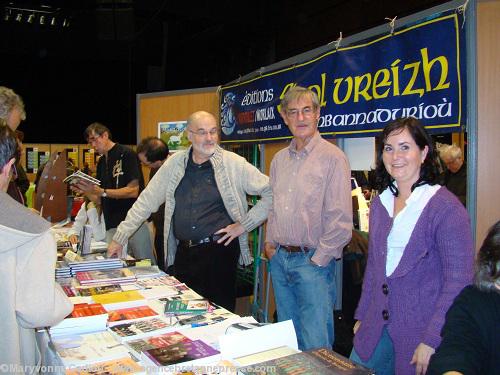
[0,124,72,372]
[108,111,272,311]
[0,86,26,131]
[67,197,106,245]
[72,122,154,262]
[137,136,170,271]
[0,87,29,205]
[427,219,500,375]
[350,118,474,375]
[82,161,92,176]
[438,144,466,206]
[265,86,352,351]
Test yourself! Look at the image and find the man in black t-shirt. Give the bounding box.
[73,122,154,262]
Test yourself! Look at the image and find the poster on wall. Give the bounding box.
[158,121,189,152]
[219,10,466,143]
[25,147,38,173]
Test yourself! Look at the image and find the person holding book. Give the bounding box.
[264,86,352,351]
[108,111,272,311]
[72,122,155,263]
[68,198,106,244]
[0,124,73,371]
[427,219,500,375]
[136,136,170,271]
[350,118,474,375]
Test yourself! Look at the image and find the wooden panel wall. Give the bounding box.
[137,89,219,142]
[476,0,500,247]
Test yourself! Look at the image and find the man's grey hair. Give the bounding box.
[0,87,26,122]
[280,86,320,112]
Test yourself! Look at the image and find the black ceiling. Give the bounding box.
[0,0,450,144]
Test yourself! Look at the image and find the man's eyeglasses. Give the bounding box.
[285,107,315,118]
[188,128,218,137]
[87,134,103,143]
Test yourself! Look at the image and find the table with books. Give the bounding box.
[43,234,375,375]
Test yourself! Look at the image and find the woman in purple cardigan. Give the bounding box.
[350,118,474,375]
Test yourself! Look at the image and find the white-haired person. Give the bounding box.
[438,144,466,206]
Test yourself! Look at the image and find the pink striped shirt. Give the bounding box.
[266,132,352,266]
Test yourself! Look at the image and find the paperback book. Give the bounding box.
[76,269,136,285]
[124,331,191,358]
[237,347,375,375]
[63,170,101,186]
[65,357,145,375]
[109,316,179,342]
[141,339,220,368]
[52,331,130,367]
[49,303,108,337]
[107,305,159,326]
[165,299,209,315]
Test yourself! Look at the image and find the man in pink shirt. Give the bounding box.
[265,86,352,350]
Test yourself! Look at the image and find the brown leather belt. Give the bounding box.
[279,244,310,253]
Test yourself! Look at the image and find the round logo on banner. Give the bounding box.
[221,92,237,135]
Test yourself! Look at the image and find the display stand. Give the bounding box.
[35,152,68,223]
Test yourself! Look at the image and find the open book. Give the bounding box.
[63,170,101,186]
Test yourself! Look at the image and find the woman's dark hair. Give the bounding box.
[374,117,440,196]
[475,220,500,292]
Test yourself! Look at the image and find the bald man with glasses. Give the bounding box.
[108,111,272,311]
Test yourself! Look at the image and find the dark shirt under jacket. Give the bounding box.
[96,143,143,230]
[443,162,466,206]
[173,154,232,241]
[428,285,500,375]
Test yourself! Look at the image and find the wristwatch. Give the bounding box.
[101,189,107,198]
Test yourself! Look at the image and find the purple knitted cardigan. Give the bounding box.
[353,186,474,374]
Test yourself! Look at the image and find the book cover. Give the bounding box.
[52,331,130,367]
[107,305,158,325]
[77,284,123,297]
[135,275,183,288]
[238,347,375,374]
[76,269,135,285]
[65,357,144,375]
[165,299,209,315]
[91,290,144,305]
[142,339,220,367]
[63,170,101,186]
[109,316,178,342]
[125,331,191,358]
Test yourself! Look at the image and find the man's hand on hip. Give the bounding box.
[215,222,245,246]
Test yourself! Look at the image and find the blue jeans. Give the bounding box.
[350,326,395,375]
[270,246,336,350]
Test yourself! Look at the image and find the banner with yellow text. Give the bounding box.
[220,11,466,143]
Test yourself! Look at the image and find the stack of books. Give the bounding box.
[49,303,108,337]
[69,254,124,276]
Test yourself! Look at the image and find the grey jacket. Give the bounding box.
[114,145,272,266]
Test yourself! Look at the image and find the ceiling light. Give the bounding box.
[15,13,22,22]
[27,14,35,23]
[39,15,45,25]
[62,18,70,27]
[4,9,11,21]
[50,17,56,26]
